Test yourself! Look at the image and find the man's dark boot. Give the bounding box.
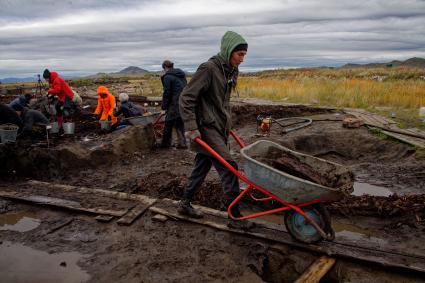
[178,199,203,219]
[224,199,255,231]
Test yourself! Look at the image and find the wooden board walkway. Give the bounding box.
[344,108,425,148]
[150,199,425,274]
[0,181,156,221]
[1,181,425,274]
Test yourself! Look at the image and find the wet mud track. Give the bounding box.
[1,103,425,282]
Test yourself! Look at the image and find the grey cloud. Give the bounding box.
[1,0,425,77]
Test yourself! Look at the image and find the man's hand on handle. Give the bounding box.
[185,129,201,141]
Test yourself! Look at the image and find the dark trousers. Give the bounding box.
[183,153,240,201]
[161,117,186,147]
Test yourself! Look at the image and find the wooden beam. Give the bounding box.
[294,256,336,283]
[26,180,157,204]
[0,191,128,217]
[95,215,115,222]
[117,200,156,225]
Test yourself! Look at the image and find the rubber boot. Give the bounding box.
[224,198,255,231]
[178,199,203,219]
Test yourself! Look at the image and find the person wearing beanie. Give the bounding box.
[178,31,253,229]
[94,86,118,126]
[160,60,187,149]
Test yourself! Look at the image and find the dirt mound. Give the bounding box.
[0,125,154,179]
[330,194,425,219]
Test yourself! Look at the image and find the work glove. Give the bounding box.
[184,129,201,141]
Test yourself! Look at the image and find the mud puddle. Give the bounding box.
[334,222,388,246]
[0,211,40,232]
[352,182,393,197]
[0,241,90,283]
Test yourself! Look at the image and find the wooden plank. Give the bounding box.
[26,180,157,204]
[117,201,156,225]
[149,205,425,274]
[95,215,115,222]
[294,256,336,283]
[382,130,425,148]
[45,218,74,235]
[162,198,285,230]
[0,191,128,217]
[152,214,168,222]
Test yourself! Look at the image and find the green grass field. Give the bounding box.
[2,67,424,129]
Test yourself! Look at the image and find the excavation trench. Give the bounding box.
[1,102,425,282]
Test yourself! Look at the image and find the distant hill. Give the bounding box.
[0,74,77,84]
[85,66,151,79]
[341,57,425,69]
[0,77,38,84]
[117,66,149,75]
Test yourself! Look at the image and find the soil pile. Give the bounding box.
[0,125,155,179]
[331,194,425,218]
[253,146,354,191]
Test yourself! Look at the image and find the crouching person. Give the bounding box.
[17,106,49,138]
[113,92,142,127]
[94,86,117,129]
[178,31,254,230]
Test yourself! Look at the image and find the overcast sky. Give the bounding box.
[1,0,425,78]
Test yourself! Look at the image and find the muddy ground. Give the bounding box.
[1,99,425,282]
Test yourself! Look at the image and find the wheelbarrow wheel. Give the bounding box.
[284,204,332,243]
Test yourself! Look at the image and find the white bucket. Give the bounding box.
[419,107,425,117]
[49,122,59,134]
[0,124,19,143]
[100,120,111,131]
[63,122,75,135]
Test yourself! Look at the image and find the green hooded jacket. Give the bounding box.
[179,31,247,160]
[218,31,248,65]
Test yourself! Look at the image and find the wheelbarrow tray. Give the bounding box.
[240,140,353,204]
[126,112,162,126]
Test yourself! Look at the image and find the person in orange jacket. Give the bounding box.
[94,86,118,125]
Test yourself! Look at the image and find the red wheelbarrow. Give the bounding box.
[126,112,166,141]
[195,131,354,243]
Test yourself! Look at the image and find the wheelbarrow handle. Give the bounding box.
[230,130,245,148]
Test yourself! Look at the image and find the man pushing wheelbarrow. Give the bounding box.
[179,31,354,241]
[178,31,253,230]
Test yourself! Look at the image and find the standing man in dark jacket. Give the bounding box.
[179,31,253,229]
[160,60,187,148]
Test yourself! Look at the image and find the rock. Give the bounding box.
[342,117,364,128]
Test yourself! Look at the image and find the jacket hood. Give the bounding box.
[97,85,111,96]
[218,31,247,65]
[165,68,186,78]
[49,71,58,83]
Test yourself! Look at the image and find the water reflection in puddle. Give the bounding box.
[0,241,90,283]
[0,211,40,232]
[334,223,388,246]
[352,182,393,197]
